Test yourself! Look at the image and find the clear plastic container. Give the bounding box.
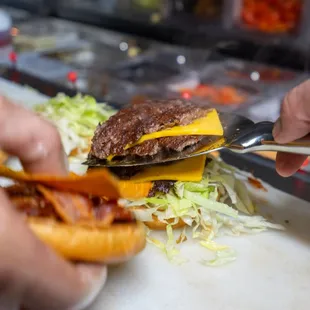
[57,0,169,24]
[40,40,150,71]
[223,60,298,83]
[18,52,73,81]
[198,59,309,93]
[14,17,154,57]
[107,48,203,93]
[172,80,261,112]
[16,53,135,107]
[166,62,263,112]
[110,58,180,84]
[12,18,82,52]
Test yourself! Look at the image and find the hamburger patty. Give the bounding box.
[148,180,175,197]
[127,135,205,157]
[89,99,210,159]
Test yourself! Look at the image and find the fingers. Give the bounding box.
[275,153,307,177]
[71,264,107,310]
[0,189,106,310]
[0,96,68,175]
[272,80,310,176]
[273,80,310,144]
[0,97,106,308]
[21,263,107,310]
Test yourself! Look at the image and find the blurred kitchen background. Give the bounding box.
[0,0,310,124]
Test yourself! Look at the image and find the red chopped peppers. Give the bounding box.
[241,0,302,33]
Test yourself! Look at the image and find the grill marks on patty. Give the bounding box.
[89,99,210,159]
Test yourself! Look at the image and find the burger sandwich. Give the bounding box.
[0,165,149,264]
[86,99,281,263]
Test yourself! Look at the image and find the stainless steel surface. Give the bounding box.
[84,112,310,167]
[0,6,32,23]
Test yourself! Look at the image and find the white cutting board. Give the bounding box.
[4,158,310,310]
[1,79,310,310]
[88,181,310,310]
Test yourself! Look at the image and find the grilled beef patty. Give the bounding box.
[147,180,175,197]
[89,99,210,159]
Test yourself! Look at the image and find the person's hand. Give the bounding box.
[273,79,310,177]
[0,96,107,310]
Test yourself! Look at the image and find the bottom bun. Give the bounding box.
[27,218,146,264]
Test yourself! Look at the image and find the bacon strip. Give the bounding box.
[0,165,120,198]
[37,185,94,224]
[5,184,38,197]
[10,196,57,218]
[93,199,134,223]
[35,186,116,227]
[4,182,135,227]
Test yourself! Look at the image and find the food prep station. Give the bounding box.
[1,2,310,310]
[1,1,310,181]
[0,1,309,169]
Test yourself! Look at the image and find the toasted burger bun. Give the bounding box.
[28,218,146,264]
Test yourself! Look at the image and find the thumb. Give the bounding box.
[70,263,107,310]
[273,79,310,144]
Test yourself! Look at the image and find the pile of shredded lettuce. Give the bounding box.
[34,93,116,161]
[123,155,284,266]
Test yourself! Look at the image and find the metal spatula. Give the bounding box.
[84,112,310,167]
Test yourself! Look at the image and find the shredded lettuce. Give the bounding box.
[34,93,116,161]
[183,190,238,218]
[200,240,229,251]
[147,224,188,265]
[131,208,156,222]
[123,155,284,266]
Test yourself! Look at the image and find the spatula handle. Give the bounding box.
[231,121,310,155]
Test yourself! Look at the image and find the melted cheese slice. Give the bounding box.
[129,155,207,182]
[125,109,223,150]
